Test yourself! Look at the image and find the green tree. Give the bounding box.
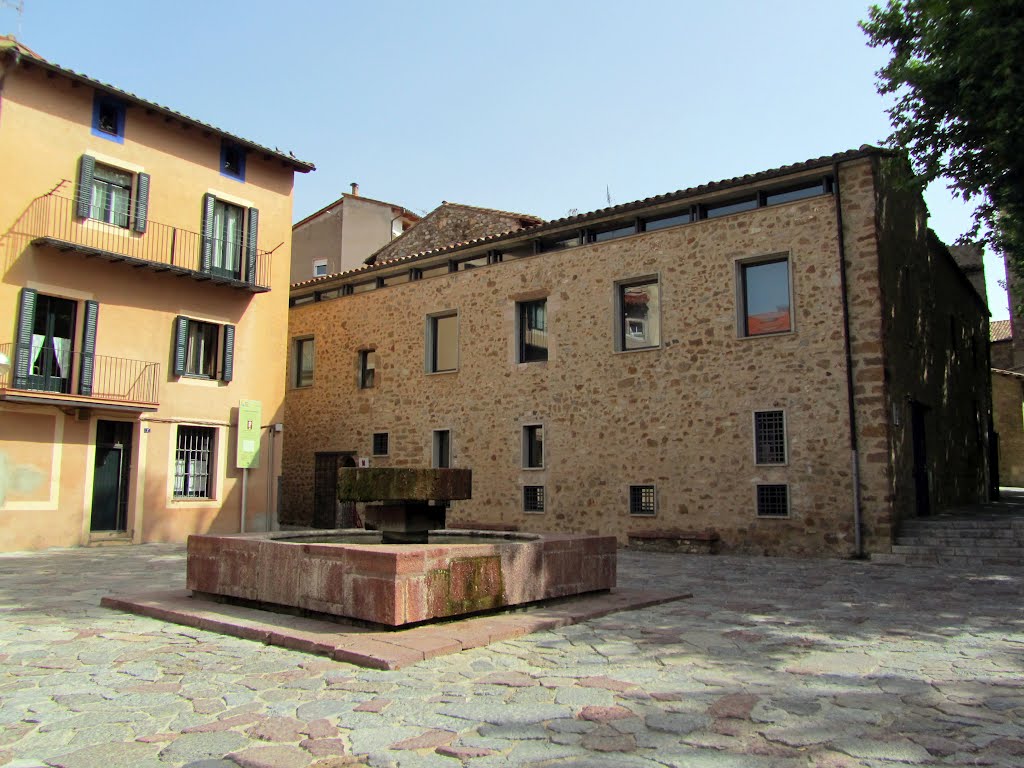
[861,0,1024,270]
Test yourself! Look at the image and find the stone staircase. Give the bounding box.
[873,514,1024,567]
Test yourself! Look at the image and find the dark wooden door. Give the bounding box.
[313,452,355,528]
[910,401,931,517]
[90,420,133,531]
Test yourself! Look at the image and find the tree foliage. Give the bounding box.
[861,0,1024,266]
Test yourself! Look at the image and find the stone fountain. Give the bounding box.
[186,467,616,627]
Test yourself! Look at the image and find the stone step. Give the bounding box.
[873,552,1024,567]
[890,544,1024,558]
[900,519,1024,530]
[895,535,1024,547]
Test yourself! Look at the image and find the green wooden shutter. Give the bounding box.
[76,155,95,219]
[133,172,150,233]
[79,300,99,396]
[221,325,235,383]
[173,316,189,376]
[13,288,37,389]
[246,207,259,285]
[200,194,216,273]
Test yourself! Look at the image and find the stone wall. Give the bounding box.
[992,372,1024,487]
[992,340,1014,370]
[368,204,539,265]
[873,156,991,525]
[284,175,876,556]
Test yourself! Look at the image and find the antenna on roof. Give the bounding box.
[606,185,613,207]
[0,0,24,37]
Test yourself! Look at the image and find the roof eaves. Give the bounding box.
[292,146,895,289]
[5,46,315,173]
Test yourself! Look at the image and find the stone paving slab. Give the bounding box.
[100,588,690,669]
[2,540,1024,767]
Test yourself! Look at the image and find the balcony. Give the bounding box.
[0,343,160,412]
[13,190,272,292]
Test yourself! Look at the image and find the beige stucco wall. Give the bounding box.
[284,174,879,556]
[0,62,296,552]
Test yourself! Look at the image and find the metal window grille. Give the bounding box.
[372,432,389,456]
[757,484,789,517]
[524,485,545,512]
[754,410,786,464]
[174,426,214,498]
[629,485,656,516]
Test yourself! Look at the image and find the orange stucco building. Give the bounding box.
[0,38,313,552]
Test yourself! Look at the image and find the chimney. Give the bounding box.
[350,182,359,196]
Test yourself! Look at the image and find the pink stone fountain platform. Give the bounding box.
[186,529,617,627]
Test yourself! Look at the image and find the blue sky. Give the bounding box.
[4,0,1007,318]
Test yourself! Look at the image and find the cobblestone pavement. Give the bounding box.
[1,545,1022,768]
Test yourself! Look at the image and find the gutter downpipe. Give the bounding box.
[833,162,865,558]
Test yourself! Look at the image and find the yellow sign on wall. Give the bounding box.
[237,400,262,469]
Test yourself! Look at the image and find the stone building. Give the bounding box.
[282,146,991,557]
[0,38,313,552]
[290,185,419,283]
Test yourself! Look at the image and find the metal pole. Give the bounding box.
[240,467,247,534]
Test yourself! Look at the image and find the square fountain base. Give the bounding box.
[186,529,617,627]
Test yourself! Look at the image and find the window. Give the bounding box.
[313,259,328,277]
[89,164,133,228]
[427,312,458,373]
[589,223,636,243]
[757,484,789,517]
[92,93,125,142]
[359,349,376,389]
[643,210,692,232]
[629,485,656,516]
[524,485,545,513]
[703,196,758,219]
[518,299,548,363]
[739,257,791,337]
[220,141,247,182]
[211,199,244,279]
[617,277,661,350]
[523,425,544,469]
[295,338,314,387]
[764,179,829,206]
[201,194,258,284]
[372,432,389,457]
[754,410,787,464]
[433,429,451,469]
[174,426,214,499]
[77,156,149,233]
[173,316,234,382]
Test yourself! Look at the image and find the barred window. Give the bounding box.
[174,426,214,499]
[372,432,389,456]
[754,410,787,464]
[757,484,789,517]
[629,485,656,516]
[524,485,545,513]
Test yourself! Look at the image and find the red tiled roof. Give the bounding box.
[291,145,892,291]
[747,310,792,335]
[991,319,1012,342]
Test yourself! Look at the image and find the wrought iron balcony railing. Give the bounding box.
[0,342,160,408]
[12,190,272,291]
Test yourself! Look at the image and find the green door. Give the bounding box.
[90,420,133,532]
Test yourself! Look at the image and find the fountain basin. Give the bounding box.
[186,529,617,627]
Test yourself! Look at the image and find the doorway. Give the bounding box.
[313,451,356,528]
[90,420,134,532]
[910,400,931,517]
[28,294,76,394]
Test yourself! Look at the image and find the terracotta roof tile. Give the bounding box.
[291,145,891,290]
[991,319,1012,342]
